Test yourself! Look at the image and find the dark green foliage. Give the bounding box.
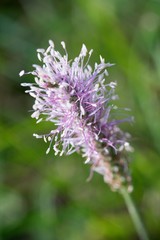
[0,0,160,239]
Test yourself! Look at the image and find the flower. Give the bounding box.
[20,40,133,192]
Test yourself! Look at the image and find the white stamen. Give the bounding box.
[19,70,25,77]
[33,133,42,138]
[100,55,104,63]
[31,111,39,119]
[109,82,117,88]
[44,136,47,143]
[60,150,64,156]
[49,40,54,48]
[85,158,90,164]
[104,69,109,76]
[61,41,66,49]
[81,44,87,56]
[95,83,99,91]
[46,148,50,154]
[37,48,45,53]
[80,105,85,116]
[53,144,59,155]
[37,53,42,61]
[89,49,93,55]
[36,118,43,124]
[21,83,32,87]
[128,185,134,193]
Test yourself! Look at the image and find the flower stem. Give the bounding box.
[120,188,149,240]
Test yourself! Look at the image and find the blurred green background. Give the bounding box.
[0,0,160,239]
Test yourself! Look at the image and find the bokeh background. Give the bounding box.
[0,0,160,239]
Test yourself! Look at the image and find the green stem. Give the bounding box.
[120,188,149,240]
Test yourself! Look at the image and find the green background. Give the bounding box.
[0,0,160,239]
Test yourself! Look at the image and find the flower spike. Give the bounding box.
[21,41,133,192]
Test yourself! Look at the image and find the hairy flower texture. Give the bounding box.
[20,40,133,192]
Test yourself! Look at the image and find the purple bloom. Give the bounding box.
[20,40,133,192]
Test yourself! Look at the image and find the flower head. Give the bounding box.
[20,40,133,192]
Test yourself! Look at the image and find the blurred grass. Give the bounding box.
[0,0,160,239]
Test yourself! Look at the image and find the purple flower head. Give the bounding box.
[20,40,133,192]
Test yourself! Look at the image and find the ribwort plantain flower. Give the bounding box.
[20,40,133,192]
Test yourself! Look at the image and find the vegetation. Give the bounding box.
[0,0,160,239]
